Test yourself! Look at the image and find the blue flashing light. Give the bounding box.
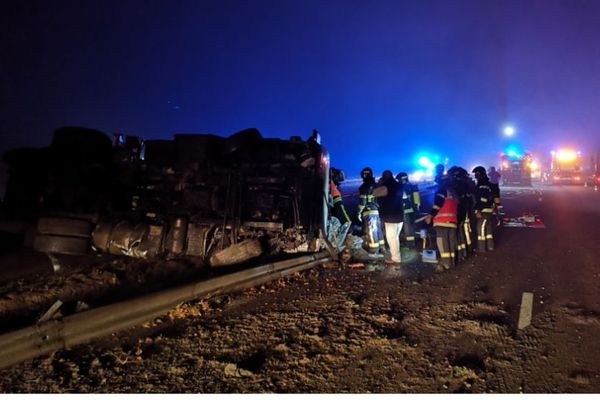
[504,145,523,159]
[418,156,432,168]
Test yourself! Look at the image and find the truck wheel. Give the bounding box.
[37,217,93,238]
[33,234,89,255]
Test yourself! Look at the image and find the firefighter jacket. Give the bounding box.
[330,181,341,199]
[329,181,351,224]
[454,177,475,223]
[475,177,494,214]
[433,196,458,228]
[430,177,450,216]
[357,179,379,218]
[401,182,420,214]
[377,179,404,223]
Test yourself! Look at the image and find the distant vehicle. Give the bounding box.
[548,148,583,185]
[583,154,600,186]
[593,171,600,186]
[499,151,532,186]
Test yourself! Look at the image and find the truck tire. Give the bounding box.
[33,234,89,255]
[37,217,93,238]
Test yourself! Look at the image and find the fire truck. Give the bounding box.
[500,151,533,186]
[548,148,583,185]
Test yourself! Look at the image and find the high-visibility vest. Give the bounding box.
[434,197,458,227]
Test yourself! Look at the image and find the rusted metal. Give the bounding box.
[0,251,330,370]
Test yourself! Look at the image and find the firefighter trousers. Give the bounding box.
[435,225,457,269]
[457,217,472,260]
[476,212,494,251]
[332,198,351,225]
[362,211,385,253]
[402,212,417,248]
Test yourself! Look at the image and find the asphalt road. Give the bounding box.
[341,179,600,317]
[471,183,600,314]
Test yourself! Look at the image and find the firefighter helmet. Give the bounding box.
[395,172,408,182]
[360,167,373,179]
[330,167,345,185]
[448,165,466,178]
[472,166,487,176]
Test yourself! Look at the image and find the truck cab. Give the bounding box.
[549,149,583,185]
[500,151,532,186]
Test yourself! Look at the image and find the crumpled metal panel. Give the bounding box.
[107,221,149,258]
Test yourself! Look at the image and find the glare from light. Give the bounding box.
[556,149,577,162]
[504,126,515,137]
[418,156,432,168]
[409,169,434,183]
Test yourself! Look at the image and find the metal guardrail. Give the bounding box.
[0,251,331,370]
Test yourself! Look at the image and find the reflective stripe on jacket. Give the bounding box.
[475,179,494,213]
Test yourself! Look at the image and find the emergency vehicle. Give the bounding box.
[549,148,583,185]
[500,151,533,186]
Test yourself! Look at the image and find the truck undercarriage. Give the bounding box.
[1,127,335,267]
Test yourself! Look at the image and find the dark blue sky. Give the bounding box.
[2,0,600,176]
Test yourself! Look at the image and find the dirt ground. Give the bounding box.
[1,184,599,393]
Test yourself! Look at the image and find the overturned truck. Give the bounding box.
[2,127,338,267]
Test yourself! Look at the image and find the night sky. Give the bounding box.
[2,0,600,177]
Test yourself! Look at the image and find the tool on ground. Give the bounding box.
[419,229,437,264]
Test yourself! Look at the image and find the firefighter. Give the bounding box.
[357,167,385,254]
[448,166,474,261]
[375,170,404,264]
[328,167,351,249]
[488,166,504,220]
[472,166,495,252]
[329,167,351,226]
[424,178,458,270]
[434,164,445,185]
[396,172,420,248]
